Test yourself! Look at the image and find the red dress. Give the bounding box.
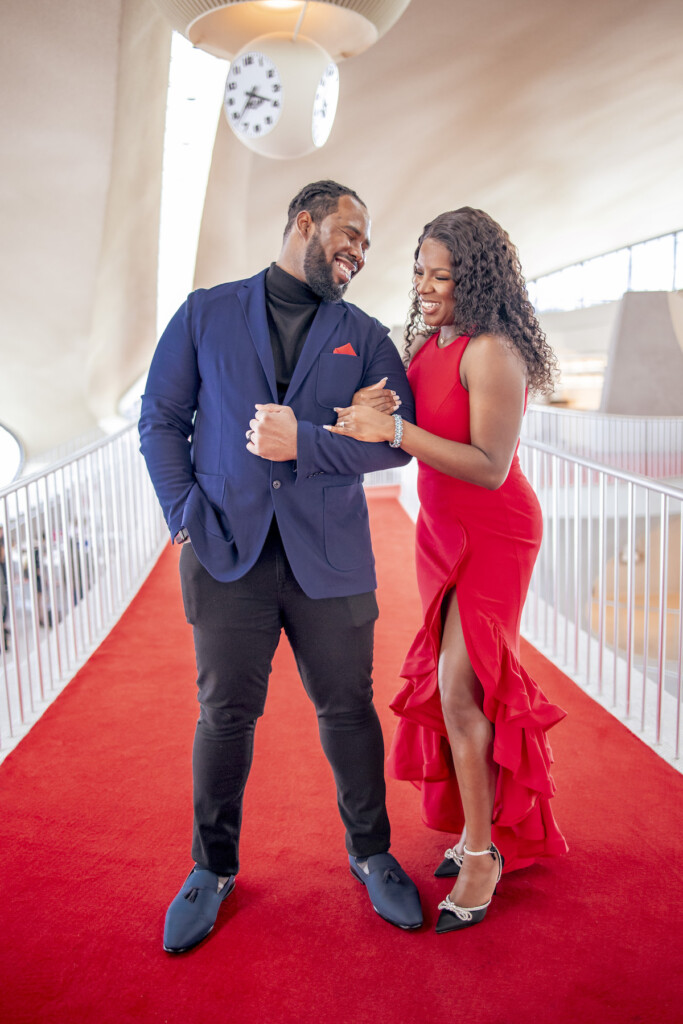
[388,334,567,871]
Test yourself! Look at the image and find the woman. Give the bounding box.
[326,208,567,933]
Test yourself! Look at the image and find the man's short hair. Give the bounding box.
[283,180,366,240]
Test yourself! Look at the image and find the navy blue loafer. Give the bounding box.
[163,867,235,953]
[349,852,422,930]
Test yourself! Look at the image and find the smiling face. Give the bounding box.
[413,237,456,331]
[303,195,371,302]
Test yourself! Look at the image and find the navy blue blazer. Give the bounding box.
[139,269,415,598]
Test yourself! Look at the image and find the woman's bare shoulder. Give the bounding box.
[462,332,527,385]
[465,332,525,368]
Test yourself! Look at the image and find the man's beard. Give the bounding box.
[303,232,348,303]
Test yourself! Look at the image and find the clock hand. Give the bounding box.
[237,88,263,122]
[237,88,275,125]
[248,90,276,106]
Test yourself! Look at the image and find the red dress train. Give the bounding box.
[388,334,568,871]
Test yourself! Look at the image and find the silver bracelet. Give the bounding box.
[389,413,404,448]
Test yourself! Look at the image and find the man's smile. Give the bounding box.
[334,256,356,282]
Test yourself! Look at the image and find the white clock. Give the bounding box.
[312,62,339,149]
[223,33,340,160]
[223,50,283,140]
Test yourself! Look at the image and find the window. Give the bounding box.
[630,235,676,292]
[581,249,630,306]
[530,230,681,313]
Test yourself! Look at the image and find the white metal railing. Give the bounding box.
[518,441,682,767]
[364,467,405,489]
[396,443,682,768]
[4,421,680,770]
[523,405,683,480]
[0,425,167,759]
[18,426,106,479]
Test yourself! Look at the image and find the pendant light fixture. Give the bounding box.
[148,0,412,158]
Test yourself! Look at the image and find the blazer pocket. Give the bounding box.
[316,353,364,410]
[323,483,373,571]
[194,471,233,540]
[195,471,226,506]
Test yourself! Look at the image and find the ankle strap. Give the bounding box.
[463,844,493,856]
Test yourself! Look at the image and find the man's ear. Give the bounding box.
[295,210,314,240]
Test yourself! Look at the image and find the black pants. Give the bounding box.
[179,522,391,876]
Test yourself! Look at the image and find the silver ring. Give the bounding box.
[246,429,254,440]
[338,420,345,428]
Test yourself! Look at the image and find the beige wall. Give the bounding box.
[0,0,169,461]
[85,1,171,426]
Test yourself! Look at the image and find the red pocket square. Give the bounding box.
[333,343,357,356]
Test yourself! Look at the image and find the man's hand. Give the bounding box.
[246,404,298,461]
[351,377,401,414]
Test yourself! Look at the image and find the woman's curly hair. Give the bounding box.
[404,208,558,395]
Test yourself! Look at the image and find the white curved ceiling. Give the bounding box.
[1,0,682,464]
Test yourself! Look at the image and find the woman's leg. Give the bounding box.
[438,589,499,907]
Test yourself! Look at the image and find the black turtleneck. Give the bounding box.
[265,263,321,402]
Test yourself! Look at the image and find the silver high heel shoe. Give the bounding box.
[434,845,464,877]
[435,843,504,934]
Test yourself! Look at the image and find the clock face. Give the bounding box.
[312,62,339,148]
[223,51,283,139]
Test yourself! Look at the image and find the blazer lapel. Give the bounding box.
[284,301,346,404]
[237,270,278,402]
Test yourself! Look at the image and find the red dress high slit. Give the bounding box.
[388,334,568,871]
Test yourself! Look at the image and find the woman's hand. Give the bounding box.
[324,405,396,443]
[351,377,401,414]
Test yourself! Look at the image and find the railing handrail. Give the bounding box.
[526,404,683,424]
[0,423,137,499]
[520,438,683,499]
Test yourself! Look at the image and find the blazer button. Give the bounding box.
[272,480,281,489]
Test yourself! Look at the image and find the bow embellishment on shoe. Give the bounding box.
[438,896,475,922]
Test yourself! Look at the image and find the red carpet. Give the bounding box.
[1,494,681,1024]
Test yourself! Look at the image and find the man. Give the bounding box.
[139,180,420,954]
